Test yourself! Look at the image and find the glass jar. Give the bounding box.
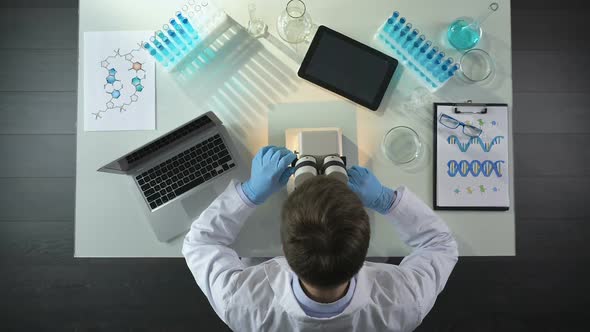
[277,0,313,44]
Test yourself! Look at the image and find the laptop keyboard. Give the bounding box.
[135,134,236,210]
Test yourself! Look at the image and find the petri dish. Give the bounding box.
[381,126,422,165]
[459,48,494,83]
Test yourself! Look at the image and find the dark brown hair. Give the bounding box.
[281,176,370,288]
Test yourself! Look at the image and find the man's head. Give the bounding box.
[281,176,370,289]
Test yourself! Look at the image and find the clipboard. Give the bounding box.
[433,102,510,211]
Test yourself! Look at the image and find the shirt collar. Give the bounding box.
[291,272,356,318]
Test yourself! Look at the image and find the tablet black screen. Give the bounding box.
[298,26,397,110]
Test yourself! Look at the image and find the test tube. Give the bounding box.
[170,19,193,45]
[383,17,396,34]
[150,36,175,63]
[164,24,187,51]
[143,42,168,67]
[420,46,438,66]
[438,63,459,82]
[433,57,453,77]
[390,11,400,23]
[410,35,426,57]
[414,40,432,61]
[427,51,445,72]
[384,11,400,33]
[176,11,199,39]
[388,17,406,39]
[396,23,412,43]
[157,30,181,56]
[403,28,419,49]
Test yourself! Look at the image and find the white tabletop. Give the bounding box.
[76,0,514,257]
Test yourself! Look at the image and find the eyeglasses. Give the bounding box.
[438,113,482,137]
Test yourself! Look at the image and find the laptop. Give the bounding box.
[98,111,246,242]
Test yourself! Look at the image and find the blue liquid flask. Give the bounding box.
[447,18,481,50]
[447,3,499,50]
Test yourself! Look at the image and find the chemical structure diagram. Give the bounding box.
[92,43,147,120]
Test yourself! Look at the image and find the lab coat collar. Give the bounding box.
[265,257,373,319]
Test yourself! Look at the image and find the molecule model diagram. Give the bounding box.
[92,44,147,120]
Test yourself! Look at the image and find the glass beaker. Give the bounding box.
[459,48,494,83]
[447,2,499,50]
[381,126,423,166]
[277,0,313,44]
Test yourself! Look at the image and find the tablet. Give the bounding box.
[298,26,398,111]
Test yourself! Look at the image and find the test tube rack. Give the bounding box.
[373,11,459,92]
[143,0,228,72]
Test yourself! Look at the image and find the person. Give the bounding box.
[183,146,458,331]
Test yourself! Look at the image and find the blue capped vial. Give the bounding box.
[156,30,180,56]
[143,42,168,67]
[176,11,199,39]
[170,19,193,45]
[410,35,426,58]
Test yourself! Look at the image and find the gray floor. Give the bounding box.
[1,0,589,331]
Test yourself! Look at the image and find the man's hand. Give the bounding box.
[347,166,396,214]
[242,146,297,205]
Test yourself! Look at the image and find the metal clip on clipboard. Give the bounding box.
[453,100,488,114]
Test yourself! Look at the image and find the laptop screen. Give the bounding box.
[98,113,215,173]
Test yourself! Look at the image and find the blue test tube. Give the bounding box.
[176,11,199,39]
[390,11,400,23]
[403,28,419,49]
[156,30,181,56]
[143,42,168,67]
[427,51,445,72]
[388,17,406,38]
[384,11,400,33]
[433,57,453,77]
[438,63,459,82]
[164,24,187,51]
[420,46,438,66]
[150,36,175,63]
[414,40,432,61]
[410,35,426,57]
[170,18,193,45]
[383,17,396,34]
[396,23,412,43]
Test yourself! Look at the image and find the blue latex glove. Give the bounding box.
[242,146,297,205]
[347,166,396,214]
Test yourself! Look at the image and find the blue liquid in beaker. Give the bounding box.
[447,19,481,50]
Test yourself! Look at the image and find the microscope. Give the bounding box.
[286,128,348,191]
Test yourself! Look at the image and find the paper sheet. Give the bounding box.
[83,31,156,131]
[436,105,510,208]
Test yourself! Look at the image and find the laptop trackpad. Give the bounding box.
[181,188,217,219]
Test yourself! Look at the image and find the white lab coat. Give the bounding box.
[183,180,458,332]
